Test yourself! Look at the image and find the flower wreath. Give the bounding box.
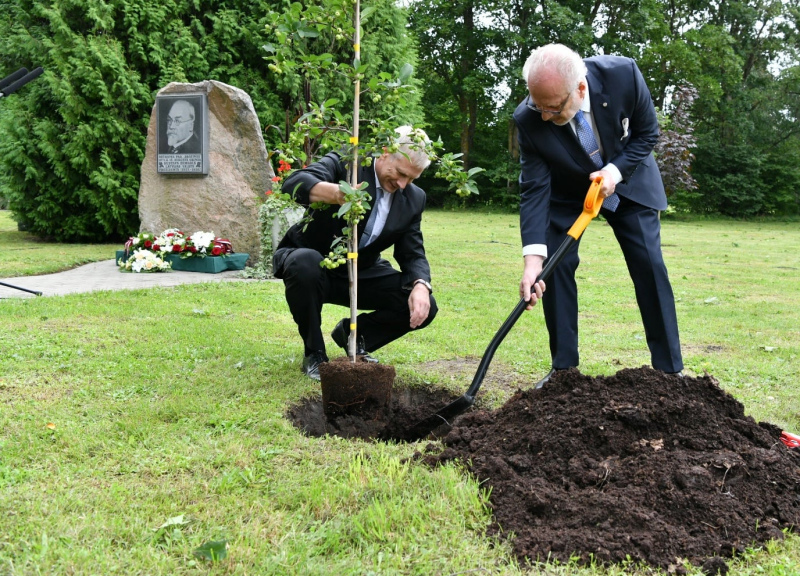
[124,229,234,259]
[119,229,235,272]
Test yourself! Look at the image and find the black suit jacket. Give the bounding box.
[514,55,667,247]
[274,152,431,288]
[170,132,201,154]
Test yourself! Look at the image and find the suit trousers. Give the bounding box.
[542,196,683,373]
[277,248,438,356]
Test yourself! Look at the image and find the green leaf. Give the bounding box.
[338,202,352,217]
[192,540,228,562]
[399,63,413,82]
[361,6,376,21]
[153,515,191,531]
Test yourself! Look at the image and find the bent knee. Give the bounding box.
[283,249,324,281]
[418,295,439,329]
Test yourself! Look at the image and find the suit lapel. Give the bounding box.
[551,121,590,169]
[383,188,405,238]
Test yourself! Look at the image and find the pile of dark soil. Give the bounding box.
[422,367,800,572]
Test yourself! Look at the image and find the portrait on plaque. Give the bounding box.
[157,93,209,175]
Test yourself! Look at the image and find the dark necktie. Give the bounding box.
[359,188,381,248]
[575,110,619,212]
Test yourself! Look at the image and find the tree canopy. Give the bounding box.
[0,0,798,239]
[0,0,423,241]
[410,0,800,215]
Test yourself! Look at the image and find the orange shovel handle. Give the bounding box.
[567,176,603,241]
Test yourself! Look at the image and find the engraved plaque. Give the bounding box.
[156,93,209,175]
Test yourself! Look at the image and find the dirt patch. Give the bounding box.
[416,356,533,398]
[421,367,800,572]
[287,386,461,441]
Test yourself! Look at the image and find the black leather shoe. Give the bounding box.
[302,351,328,381]
[331,319,379,363]
[535,368,559,390]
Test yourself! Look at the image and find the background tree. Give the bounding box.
[0,0,290,241]
[2,0,799,227]
[409,0,800,216]
[654,85,698,200]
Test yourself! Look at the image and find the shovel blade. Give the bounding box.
[406,394,475,440]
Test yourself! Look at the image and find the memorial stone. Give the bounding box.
[138,80,272,263]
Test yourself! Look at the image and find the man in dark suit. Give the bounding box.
[273,126,437,380]
[165,99,201,154]
[514,43,683,387]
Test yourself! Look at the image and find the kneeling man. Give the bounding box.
[273,126,437,380]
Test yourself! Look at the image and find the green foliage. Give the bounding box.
[410,0,800,216]
[262,0,481,235]
[0,0,285,241]
[678,135,768,216]
[261,0,425,160]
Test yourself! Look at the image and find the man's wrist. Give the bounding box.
[413,279,433,293]
[522,244,548,258]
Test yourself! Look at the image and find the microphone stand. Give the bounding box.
[0,65,44,296]
[0,281,42,296]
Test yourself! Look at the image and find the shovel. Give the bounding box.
[406,177,604,440]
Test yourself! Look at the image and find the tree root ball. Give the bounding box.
[319,356,395,418]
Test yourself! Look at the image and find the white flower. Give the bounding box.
[190,231,216,253]
[155,228,186,250]
[120,249,171,273]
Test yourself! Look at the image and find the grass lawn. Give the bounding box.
[1,209,798,575]
[0,211,120,277]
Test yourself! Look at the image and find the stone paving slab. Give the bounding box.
[0,259,258,299]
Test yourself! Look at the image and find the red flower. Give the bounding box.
[153,244,160,251]
[211,246,222,256]
[144,240,152,248]
[189,246,197,253]
[278,159,292,173]
[172,244,182,253]
[271,176,281,182]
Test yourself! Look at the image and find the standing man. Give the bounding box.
[514,43,683,387]
[273,126,437,380]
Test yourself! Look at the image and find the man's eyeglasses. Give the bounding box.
[167,117,193,127]
[526,91,573,116]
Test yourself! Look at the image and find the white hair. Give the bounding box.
[391,125,432,170]
[522,44,587,89]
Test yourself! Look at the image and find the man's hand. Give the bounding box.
[308,181,345,205]
[520,254,546,311]
[409,284,431,328]
[590,169,616,198]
